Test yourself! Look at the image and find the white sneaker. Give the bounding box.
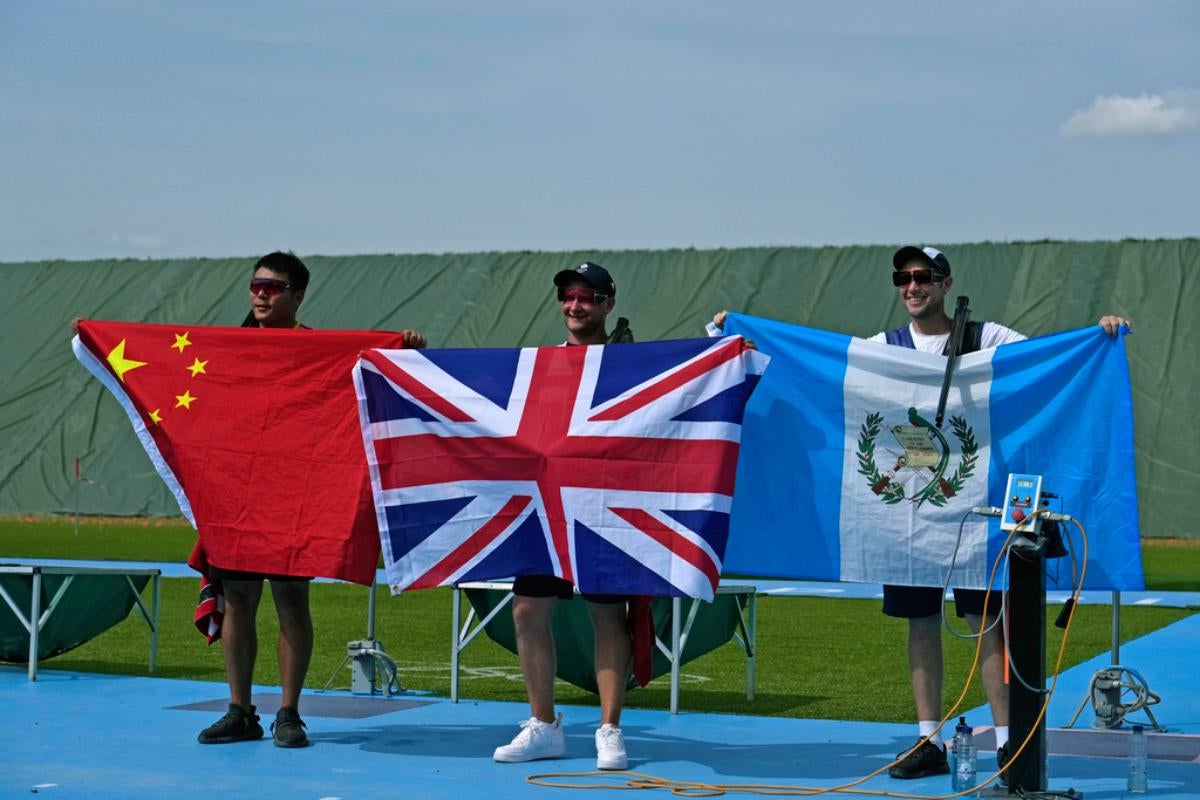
[595,724,628,770]
[493,713,566,762]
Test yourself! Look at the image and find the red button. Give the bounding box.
[1012,508,1026,523]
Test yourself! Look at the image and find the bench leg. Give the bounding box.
[28,572,41,682]
[451,587,461,703]
[670,597,681,714]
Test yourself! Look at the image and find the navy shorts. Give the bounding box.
[512,575,626,605]
[882,585,1003,619]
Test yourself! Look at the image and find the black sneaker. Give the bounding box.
[889,738,950,779]
[272,706,309,748]
[997,741,1011,787]
[197,703,263,744]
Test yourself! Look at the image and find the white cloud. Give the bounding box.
[1062,92,1200,137]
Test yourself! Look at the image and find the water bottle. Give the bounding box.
[951,717,977,795]
[1127,724,1148,794]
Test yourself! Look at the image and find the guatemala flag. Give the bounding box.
[721,313,1142,591]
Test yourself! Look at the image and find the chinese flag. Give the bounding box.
[74,321,409,585]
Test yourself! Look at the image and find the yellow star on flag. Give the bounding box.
[172,332,192,353]
[187,357,208,377]
[149,409,163,425]
[175,390,197,410]
[105,339,148,384]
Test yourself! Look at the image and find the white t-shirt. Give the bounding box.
[868,322,1026,354]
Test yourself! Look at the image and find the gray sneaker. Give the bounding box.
[271,706,309,748]
[493,713,566,762]
[197,703,263,744]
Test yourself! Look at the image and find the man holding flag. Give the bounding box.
[192,251,426,748]
[492,262,636,771]
[713,244,1130,780]
[198,251,318,747]
[351,260,766,769]
[74,251,426,749]
[870,246,1128,780]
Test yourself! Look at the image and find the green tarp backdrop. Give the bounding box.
[1,239,1196,539]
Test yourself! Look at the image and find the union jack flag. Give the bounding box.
[353,336,768,600]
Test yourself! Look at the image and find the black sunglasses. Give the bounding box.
[892,269,944,287]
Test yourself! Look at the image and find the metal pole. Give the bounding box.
[747,592,757,701]
[150,574,160,673]
[367,581,377,641]
[1111,590,1121,666]
[670,597,682,714]
[450,587,461,703]
[29,570,42,682]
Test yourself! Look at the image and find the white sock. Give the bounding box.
[994,725,1009,749]
[918,720,943,747]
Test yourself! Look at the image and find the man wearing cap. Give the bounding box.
[492,261,635,771]
[874,245,1128,781]
[710,245,1129,781]
[870,245,1023,780]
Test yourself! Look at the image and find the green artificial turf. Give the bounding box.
[20,577,1192,722]
[3,517,1196,721]
[0,516,196,562]
[3,518,1197,590]
[1139,539,1200,591]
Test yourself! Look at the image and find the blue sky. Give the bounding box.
[3,1,1198,261]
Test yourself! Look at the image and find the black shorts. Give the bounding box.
[882,585,1003,619]
[512,575,626,605]
[208,565,313,583]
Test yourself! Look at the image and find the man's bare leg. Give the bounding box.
[220,579,264,710]
[588,601,631,727]
[908,614,944,727]
[965,611,1009,725]
[271,580,313,710]
[513,594,558,722]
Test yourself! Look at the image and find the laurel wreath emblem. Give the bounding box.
[856,412,978,506]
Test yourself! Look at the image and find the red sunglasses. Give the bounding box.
[557,286,609,305]
[249,278,292,296]
[892,269,943,287]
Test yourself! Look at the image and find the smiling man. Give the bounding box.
[872,245,1129,783]
[708,244,1128,783]
[492,261,635,772]
[556,261,633,346]
[878,245,1024,352]
[868,246,1023,780]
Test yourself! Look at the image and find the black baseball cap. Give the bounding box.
[553,261,616,296]
[893,245,951,277]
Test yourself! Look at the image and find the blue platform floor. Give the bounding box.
[3,609,1200,799]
